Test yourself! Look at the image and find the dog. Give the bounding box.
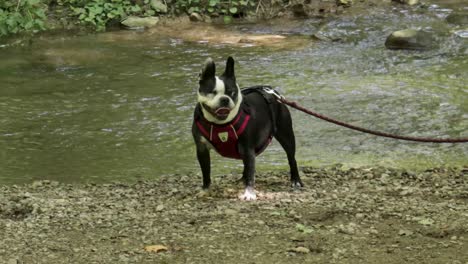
[192,56,303,200]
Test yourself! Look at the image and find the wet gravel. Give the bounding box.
[1,166,467,264]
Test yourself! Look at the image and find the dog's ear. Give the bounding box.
[200,58,216,81]
[222,56,235,79]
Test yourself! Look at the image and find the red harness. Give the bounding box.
[195,107,271,159]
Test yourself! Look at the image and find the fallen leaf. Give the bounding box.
[144,245,168,253]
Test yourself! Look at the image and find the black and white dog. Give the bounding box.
[192,57,303,200]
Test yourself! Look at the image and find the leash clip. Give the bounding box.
[262,87,285,101]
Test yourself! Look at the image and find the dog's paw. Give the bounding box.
[291,181,304,189]
[196,189,211,198]
[238,187,257,201]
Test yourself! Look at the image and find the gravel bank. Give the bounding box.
[1,166,467,263]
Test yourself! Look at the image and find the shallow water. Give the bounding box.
[0,2,467,184]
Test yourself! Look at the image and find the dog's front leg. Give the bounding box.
[238,146,256,201]
[196,143,211,189]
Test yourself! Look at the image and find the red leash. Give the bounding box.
[280,97,468,143]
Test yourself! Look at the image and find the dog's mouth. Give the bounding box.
[202,104,231,120]
[214,107,231,118]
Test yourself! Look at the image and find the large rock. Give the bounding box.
[446,13,468,26]
[151,0,167,13]
[385,29,434,50]
[189,12,203,22]
[121,16,159,29]
[392,0,419,5]
[337,0,353,7]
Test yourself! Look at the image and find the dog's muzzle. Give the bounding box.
[202,103,231,120]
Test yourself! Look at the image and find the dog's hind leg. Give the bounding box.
[274,105,304,188]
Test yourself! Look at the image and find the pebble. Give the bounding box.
[291,247,310,254]
[156,204,164,212]
[7,259,18,264]
[224,209,237,215]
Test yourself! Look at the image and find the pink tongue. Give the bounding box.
[215,108,230,116]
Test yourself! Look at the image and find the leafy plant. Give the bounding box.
[70,0,144,31]
[178,0,256,23]
[0,0,261,35]
[0,0,47,36]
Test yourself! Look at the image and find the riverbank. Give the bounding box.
[0,0,429,39]
[1,166,467,263]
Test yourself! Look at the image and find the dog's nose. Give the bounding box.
[220,97,230,107]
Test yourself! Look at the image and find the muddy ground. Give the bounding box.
[1,166,467,263]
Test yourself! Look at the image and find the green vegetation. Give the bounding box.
[177,0,256,23]
[0,0,47,36]
[0,0,259,37]
[67,0,147,32]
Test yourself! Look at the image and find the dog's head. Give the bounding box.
[197,56,242,124]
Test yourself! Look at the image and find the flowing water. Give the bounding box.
[0,2,466,184]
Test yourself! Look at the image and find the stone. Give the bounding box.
[189,12,203,22]
[7,259,18,264]
[446,13,468,26]
[398,229,414,236]
[453,30,468,38]
[291,246,310,254]
[385,29,434,50]
[151,0,168,13]
[121,16,159,29]
[337,0,353,7]
[225,209,237,215]
[392,0,419,5]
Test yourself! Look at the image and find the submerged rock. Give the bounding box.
[446,12,468,26]
[453,29,468,38]
[385,29,434,50]
[121,16,159,29]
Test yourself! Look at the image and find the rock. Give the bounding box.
[156,204,164,212]
[398,229,414,236]
[392,0,419,5]
[337,0,353,7]
[452,29,468,37]
[190,13,204,22]
[446,13,468,26]
[31,181,43,189]
[385,29,434,50]
[144,245,168,253]
[291,246,310,254]
[121,16,159,29]
[224,208,237,215]
[355,213,365,219]
[417,218,434,226]
[7,258,19,264]
[151,0,167,13]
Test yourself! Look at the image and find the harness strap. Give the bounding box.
[241,86,279,134]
